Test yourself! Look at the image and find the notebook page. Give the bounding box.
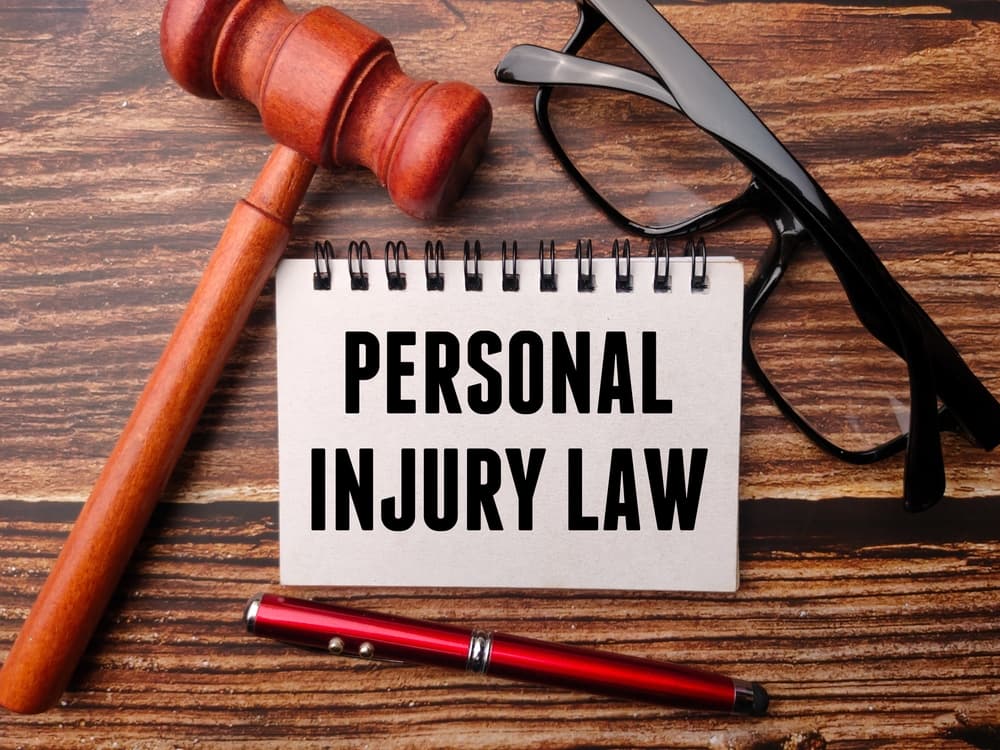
[276,255,743,591]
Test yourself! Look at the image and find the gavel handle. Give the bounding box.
[0,145,316,714]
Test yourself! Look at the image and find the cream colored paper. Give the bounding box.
[276,254,743,591]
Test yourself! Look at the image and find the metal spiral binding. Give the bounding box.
[385,240,407,290]
[612,238,632,292]
[312,238,707,293]
[684,237,709,291]
[501,240,519,291]
[576,239,595,292]
[314,239,332,290]
[425,240,444,291]
[464,239,483,291]
[539,240,557,292]
[650,237,670,292]
[348,239,371,290]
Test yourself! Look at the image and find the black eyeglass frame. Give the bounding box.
[495,0,1000,511]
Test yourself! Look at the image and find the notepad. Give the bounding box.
[275,244,744,591]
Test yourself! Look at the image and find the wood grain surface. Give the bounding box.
[2,1,999,747]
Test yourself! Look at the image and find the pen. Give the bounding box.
[244,593,769,715]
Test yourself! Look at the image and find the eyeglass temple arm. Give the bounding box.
[495,45,682,112]
[894,281,1000,450]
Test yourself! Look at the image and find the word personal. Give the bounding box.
[344,330,674,415]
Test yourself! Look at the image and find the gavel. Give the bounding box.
[0,0,491,714]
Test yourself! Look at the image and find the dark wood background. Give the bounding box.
[2,1,999,747]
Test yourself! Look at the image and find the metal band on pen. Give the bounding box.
[243,595,261,633]
[466,630,493,675]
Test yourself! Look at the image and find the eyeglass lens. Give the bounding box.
[749,238,916,452]
[544,22,751,229]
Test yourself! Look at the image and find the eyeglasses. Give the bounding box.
[495,0,1000,511]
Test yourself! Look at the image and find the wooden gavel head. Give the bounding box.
[161,0,492,218]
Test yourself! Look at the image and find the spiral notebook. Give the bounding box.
[275,241,744,591]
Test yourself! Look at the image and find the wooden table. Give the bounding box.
[2,1,998,747]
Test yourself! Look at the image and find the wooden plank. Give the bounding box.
[1,498,998,746]
[1,0,998,746]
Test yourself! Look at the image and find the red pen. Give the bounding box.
[244,594,769,715]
